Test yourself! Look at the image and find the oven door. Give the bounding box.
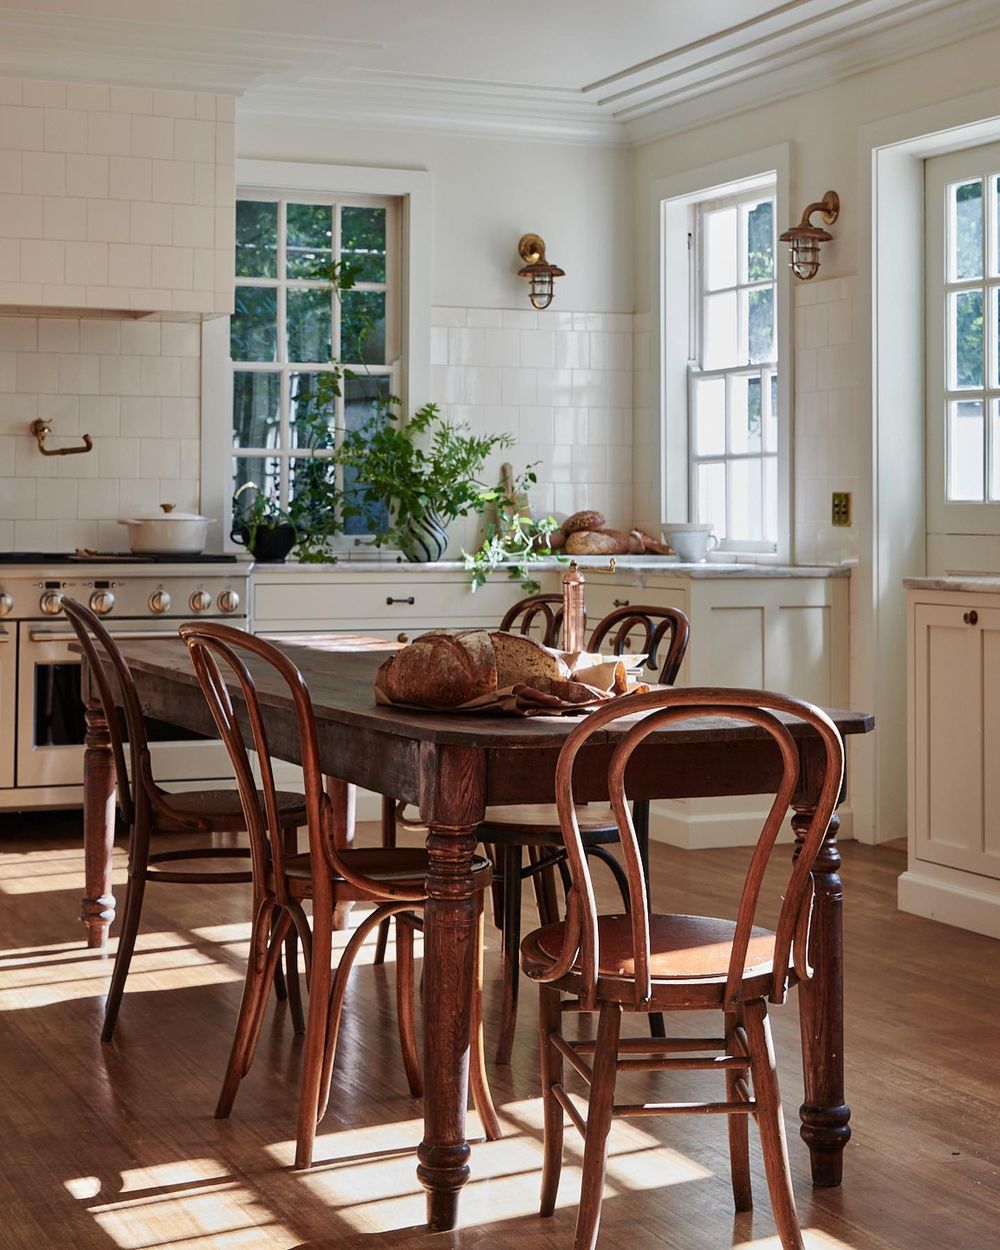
[0,623,15,789]
[16,621,235,789]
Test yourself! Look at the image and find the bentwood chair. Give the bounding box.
[479,597,690,1062]
[180,623,500,1170]
[521,687,844,1250]
[61,598,307,1042]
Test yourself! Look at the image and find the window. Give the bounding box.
[230,193,400,535]
[688,186,778,549]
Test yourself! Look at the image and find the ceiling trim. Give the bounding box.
[0,2,995,148]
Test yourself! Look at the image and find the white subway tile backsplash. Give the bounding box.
[78,478,118,519]
[99,354,140,395]
[160,322,200,357]
[519,329,554,368]
[35,477,77,519]
[21,150,65,196]
[87,111,132,157]
[139,354,180,396]
[66,154,109,199]
[57,353,99,395]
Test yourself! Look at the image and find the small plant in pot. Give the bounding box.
[338,399,514,562]
[231,482,297,563]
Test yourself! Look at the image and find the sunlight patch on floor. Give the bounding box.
[273,1096,714,1234]
[68,1160,298,1250]
[736,1233,861,1249]
[0,844,127,895]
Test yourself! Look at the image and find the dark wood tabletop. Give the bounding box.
[77,634,874,1232]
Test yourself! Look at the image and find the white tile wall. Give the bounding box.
[0,312,201,551]
[0,77,235,315]
[792,276,860,566]
[432,306,634,550]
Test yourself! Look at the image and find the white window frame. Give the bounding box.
[202,159,431,554]
[650,145,791,562]
[689,186,779,552]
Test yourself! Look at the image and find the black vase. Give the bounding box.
[231,521,297,563]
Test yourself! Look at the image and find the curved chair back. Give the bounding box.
[498,593,565,648]
[60,597,149,829]
[179,623,423,903]
[536,687,843,1012]
[588,605,690,685]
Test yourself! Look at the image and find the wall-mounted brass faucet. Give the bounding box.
[30,419,93,457]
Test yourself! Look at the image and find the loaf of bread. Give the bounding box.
[379,629,570,708]
[564,530,620,555]
[380,630,497,708]
[563,509,606,534]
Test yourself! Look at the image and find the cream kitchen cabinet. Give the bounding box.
[900,580,1000,939]
[0,620,14,789]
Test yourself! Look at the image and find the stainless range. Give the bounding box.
[0,554,251,809]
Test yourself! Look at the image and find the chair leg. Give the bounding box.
[101,868,147,1042]
[574,1001,622,1250]
[374,796,397,966]
[395,914,423,1097]
[538,984,564,1217]
[725,1012,753,1212]
[216,899,287,1118]
[496,842,523,1065]
[631,800,665,1040]
[469,899,502,1141]
[528,847,561,926]
[744,1000,803,1250]
[485,842,505,930]
[295,893,334,1170]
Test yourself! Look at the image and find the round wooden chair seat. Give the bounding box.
[158,788,307,834]
[279,848,494,897]
[478,803,618,845]
[521,913,781,1007]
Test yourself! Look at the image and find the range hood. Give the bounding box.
[0,75,235,318]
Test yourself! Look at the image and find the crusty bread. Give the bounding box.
[628,529,646,554]
[597,528,632,554]
[563,509,606,534]
[547,527,567,551]
[565,530,619,555]
[381,629,496,708]
[489,631,569,687]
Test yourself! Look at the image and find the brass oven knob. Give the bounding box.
[40,591,63,616]
[0,592,12,616]
[189,590,212,614]
[217,589,241,614]
[149,590,171,615]
[89,590,116,616]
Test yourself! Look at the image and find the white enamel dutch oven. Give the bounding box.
[118,503,213,555]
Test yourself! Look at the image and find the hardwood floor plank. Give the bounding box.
[0,812,996,1249]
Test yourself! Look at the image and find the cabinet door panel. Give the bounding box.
[913,603,994,874]
[708,607,764,689]
[981,622,1000,871]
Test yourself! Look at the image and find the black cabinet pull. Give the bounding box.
[613,598,630,608]
[387,596,415,606]
[964,610,978,625]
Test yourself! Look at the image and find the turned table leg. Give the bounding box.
[417,818,479,1229]
[792,798,849,1186]
[81,694,117,949]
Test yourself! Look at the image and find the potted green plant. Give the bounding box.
[338,400,514,561]
[463,464,561,591]
[231,482,297,563]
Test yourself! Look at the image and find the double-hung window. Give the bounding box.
[229,193,400,536]
[688,186,778,550]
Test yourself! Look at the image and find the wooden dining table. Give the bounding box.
[78,635,874,1232]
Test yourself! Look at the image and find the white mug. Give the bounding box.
[664,523,719,562]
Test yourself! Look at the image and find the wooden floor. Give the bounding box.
[0,813,997,1250]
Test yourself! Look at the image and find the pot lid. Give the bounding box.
[124,504,210,523]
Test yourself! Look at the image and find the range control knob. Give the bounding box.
[0,592,12,616]
[148,590,172,615]
[40,591,63,616]
[217,589,241,614]
[189,590,212,614]
[89,590,116,616]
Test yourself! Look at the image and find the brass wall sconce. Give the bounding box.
[779,191,839,280]
[31,419,93,456]
[517,234,564,310]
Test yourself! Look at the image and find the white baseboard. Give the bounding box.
[898,868,1000,941]
[648,797,854,850]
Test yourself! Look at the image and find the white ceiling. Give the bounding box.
[0,0,996,142]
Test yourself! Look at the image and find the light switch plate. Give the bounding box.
[831,491,852,527]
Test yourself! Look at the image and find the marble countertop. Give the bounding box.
[904,575,1000,594]
[253,556,851,578]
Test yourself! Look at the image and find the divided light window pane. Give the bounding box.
[690,183,777,550]
[950,180,983,281]
[949,399,984,501]
[231,194,396,522]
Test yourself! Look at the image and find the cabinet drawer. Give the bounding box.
[253,577,526,632]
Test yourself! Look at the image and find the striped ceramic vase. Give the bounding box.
[400,507,449,562]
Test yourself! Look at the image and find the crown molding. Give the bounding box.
[623,0,1000,145]
[0,2,995,150]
